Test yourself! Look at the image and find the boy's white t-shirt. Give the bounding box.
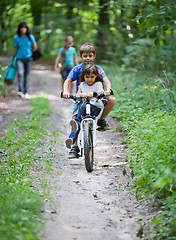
[79,81,104,109]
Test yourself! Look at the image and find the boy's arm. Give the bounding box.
[63,78,72,98]
[103,76,112,92]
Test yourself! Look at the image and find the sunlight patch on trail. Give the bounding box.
[21,92,59,100]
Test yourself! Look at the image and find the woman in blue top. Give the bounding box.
[11,22,37,98]
[54,36,79,94]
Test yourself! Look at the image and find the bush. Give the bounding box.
[102,64,176,239]
[0,62,7,96]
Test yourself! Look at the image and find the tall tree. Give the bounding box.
[96,0,110,62]
[29,0,45,40]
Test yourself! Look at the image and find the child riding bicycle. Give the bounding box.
[63,43,116,158]
[64,63,112,151]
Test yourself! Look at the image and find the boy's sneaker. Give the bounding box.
[68,146,80,159]
[70,119,78,133]
[97,118,111,130]
[65,138,73,149]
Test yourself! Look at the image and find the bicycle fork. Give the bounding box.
[80,103,97,156]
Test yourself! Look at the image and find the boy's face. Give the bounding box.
[80,52,96,64]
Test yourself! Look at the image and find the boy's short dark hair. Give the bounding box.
[80,43,96,56]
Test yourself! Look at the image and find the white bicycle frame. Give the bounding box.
[80,103,97,153]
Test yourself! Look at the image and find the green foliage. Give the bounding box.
[126,112,176,239]
[0,62,7,96]
[0,0,176,74]
[0,97,55,240]
[127,112,176,192]
[103,64,176,239]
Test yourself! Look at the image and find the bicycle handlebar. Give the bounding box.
[61,89,113,100]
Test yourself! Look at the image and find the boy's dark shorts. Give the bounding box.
[61,67,73,79]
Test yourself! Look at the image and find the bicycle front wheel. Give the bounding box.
[83,121,94,172]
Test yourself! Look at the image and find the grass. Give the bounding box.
[0,61,8,96]
[0,97,59,240]
[101,64,176,239]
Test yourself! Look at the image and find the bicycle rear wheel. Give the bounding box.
[83,121,94,172]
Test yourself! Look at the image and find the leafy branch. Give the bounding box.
[156,73,176,103]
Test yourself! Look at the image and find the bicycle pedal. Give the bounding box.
[96,127,106,132]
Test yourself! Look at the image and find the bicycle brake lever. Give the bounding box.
[97,92,105,99]
[93,92,98,97]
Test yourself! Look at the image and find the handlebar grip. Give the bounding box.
[110,89,114,95]
[61,92,74,99]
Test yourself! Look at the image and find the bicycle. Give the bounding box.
[61,90,113,172]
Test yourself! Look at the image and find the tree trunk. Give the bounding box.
[96,0,110,62]
[29,0,43,41]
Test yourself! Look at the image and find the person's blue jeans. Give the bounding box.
[16,57,33,94]
[69,103,101,143]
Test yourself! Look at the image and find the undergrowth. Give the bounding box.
[0,61,7,96]
[102,64,176,239]
[0,97,58,240]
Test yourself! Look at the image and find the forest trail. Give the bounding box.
[0,57,150,240]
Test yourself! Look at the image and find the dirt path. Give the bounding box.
[0,57,150,240]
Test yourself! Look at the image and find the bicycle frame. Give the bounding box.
[79,102,97,157]
[80,118,96,148]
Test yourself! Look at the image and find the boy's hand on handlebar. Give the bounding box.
[61,92,70,99]
[97,89,114,99]
[104,89,114,97]
[104,90,111,97]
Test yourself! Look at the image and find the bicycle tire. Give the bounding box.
[83,121,94,172]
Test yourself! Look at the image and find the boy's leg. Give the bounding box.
[68,102,82,158]
[101,96,116,119]
[97,96,116,130]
